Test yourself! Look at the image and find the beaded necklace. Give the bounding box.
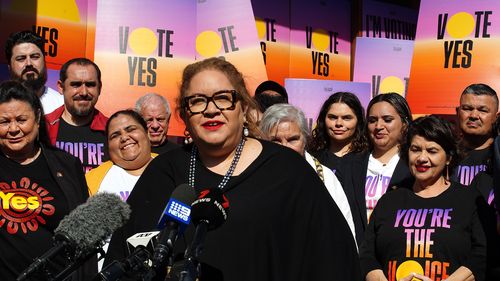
[188,137,246,189]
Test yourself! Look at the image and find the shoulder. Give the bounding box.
[449,181,483,199]
[45,105,65,122]
[380,186,412,204]
[85,161,114,195]
[42,145,80,163]
[147,145,191,172]
[85,160,113,178]
[259,139,312,169]
[91,109,109,131]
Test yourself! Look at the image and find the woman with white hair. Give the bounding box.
[260,103,357,245]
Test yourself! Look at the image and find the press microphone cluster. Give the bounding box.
[96,184,197,280]
[17,193,131,281]
[96,186,230,281]
[179,188,229,281]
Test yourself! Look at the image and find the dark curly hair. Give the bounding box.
[5,30,45,63]
[401,115,461,179]
[309,92,368,154]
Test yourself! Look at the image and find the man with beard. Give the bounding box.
[4,30,63,114]
[135,93,179,154]
[45,58,109,173]
[454,83,499,188]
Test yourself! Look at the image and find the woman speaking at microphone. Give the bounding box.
[106,57,361,280]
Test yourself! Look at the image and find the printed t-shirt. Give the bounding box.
[0,154,68,280]
[365,153,399,220]
[360,183,486,281]
[56,118,108,173]
[455,147,492,186]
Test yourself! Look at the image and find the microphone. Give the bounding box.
[145,184,197,279]
[95,231,160,281]
[17,193,131,281]
[179,188,229,281]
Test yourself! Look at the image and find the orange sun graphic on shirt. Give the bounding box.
[0,177,55,234]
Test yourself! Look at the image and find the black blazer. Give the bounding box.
[41,145,97,281]
[336,151,413,247]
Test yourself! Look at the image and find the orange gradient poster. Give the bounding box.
[406,0,500,114]
[0,0,97,69]
[289,0,351,81]
[93,0,196,137]
[252,0,290,85]
[94,0,266,136]
[196,0,267,98]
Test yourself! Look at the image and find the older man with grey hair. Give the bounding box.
[135,93,179,154]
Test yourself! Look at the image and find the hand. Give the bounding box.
[398,272,432,281]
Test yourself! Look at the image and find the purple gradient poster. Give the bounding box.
[94,0,196,136]
[289,0,351,81]
[353,37,414,98]
[196,0,267,95]
[251,0,290,85]
[285,78,370,130]
[362,0,418,40]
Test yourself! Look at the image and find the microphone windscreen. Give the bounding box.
[157,184,197,229]
[55,193,131,253]
[190,188,229,230]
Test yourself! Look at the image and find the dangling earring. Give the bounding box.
[445,163,450,183]
[184,129,192,145]
[243,121,249,137]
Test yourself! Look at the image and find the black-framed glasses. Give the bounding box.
[183,90,239,114]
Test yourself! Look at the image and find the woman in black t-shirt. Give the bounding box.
[360,115,487,281]
[0,81,93,280]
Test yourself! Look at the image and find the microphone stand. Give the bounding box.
[17,243,67,281]
[52,247,105,281]
[94,246,151,281]
[179,221,208,281]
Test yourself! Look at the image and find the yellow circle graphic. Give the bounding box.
[129,28,158,56]
[380,76,405,96]
[312,29,330,52]
[446,12,475,38]
[255,17,266,40]
[41,0,80,21]
[196,31,223,58]
[396,260,424,281]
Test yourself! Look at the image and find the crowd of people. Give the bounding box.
[1,30,499,281]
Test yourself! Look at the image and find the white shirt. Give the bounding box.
[365,153,400,220]
[40,86,64,114]
[97,164,140,270]
[305,152,357,249]
[98,164,140,201]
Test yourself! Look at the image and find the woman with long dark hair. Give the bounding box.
[309,92,368,174]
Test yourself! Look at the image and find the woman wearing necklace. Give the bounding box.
[340,93,414,246]
[105,58,361,281]
[0,81,95,280]
[360,115,487,281]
